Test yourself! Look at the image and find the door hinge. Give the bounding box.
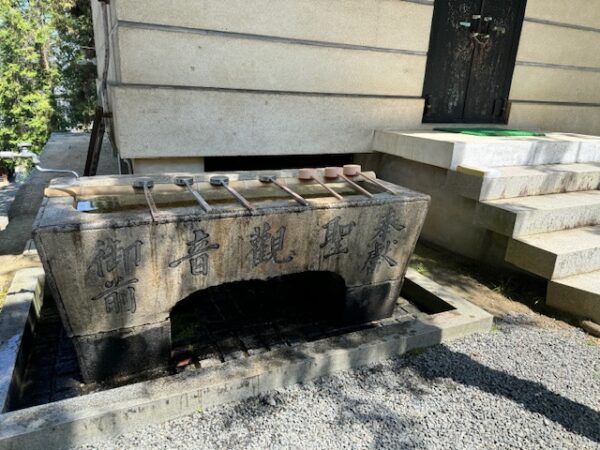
[423,95,433,117]
[493,98,508,117]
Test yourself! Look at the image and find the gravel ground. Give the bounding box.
[73,316,600,450]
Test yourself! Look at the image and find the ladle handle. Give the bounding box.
[143,184,160,222]
[340,174,374,198]
[312,177,343,200]
[358,172,395,194]
[186,184,213,212]
[272,179,309,206]
[222,183,254,211]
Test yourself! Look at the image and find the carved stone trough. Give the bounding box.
[33,167,429,382]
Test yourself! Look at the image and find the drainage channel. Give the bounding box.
[12,278,428,412]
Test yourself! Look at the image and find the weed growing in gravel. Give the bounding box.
[413,262,428,275]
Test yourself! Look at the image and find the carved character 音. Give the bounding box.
[168,229,220,275]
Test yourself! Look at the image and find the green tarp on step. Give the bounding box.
[434,127,545,137]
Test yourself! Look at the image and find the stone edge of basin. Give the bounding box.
[0,268,45,413]
[35,175,431,232]
[0,269,492,450]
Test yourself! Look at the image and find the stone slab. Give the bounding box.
[111,0,434,53]
[447,163,600,201]
[0,268,45,412]
[506,226,600,280]
[475,191,600,237]
[517,21,600,69]
[116,25,426,96]
[524,0,600,29]
[110,86,425,158]
[511,64,600,104]
[547,271,600,324]
[508,103,600,137]
[373,131,600,170]
[132,158,205,175]
[0,270,492,450]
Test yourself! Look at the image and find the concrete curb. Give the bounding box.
[0,270,491,450]
[0,268,45,413]
[0,182,22,231]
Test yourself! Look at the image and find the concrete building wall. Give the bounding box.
[91,0,600,170]
[92,0,434,167]
[508,0,600,134]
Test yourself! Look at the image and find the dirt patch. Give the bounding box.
[409,242,575,331]
[0,254,41,309]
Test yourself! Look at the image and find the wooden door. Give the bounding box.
[422,0,527,123]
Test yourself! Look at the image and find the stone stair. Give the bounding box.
[372,130,600,325]
[547,272,600,324]
[505,226,600,279]
[460,168,600,324]
[475,190,600,237]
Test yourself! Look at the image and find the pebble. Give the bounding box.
[73,321,599,450]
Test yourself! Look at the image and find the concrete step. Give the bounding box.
[505,226,600,279]
[447,163,600,201]
[547,271,600,324]
[373,130,600,170]
[475,190,600,237]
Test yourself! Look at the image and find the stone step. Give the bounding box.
[505,226,600,279]
[447,163,600,201]
[475,190,600,237]
[547,271,600,324]
[373,130,600,170]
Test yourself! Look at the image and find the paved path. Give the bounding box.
[0,133,117,302]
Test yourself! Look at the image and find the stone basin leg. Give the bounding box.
[343,279,402,324]
[73,320,171,383]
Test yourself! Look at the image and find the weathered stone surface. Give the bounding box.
[73,320,171,382]
[547,271,600,324]
[475,190,600,237]
[109,86,425,159]
[446,163,600,201]
[508,102,600,137]
[524,0,600,29]
[373,131,600,170]
[115,25,427,96]
[344,280,401,324]
[33,173,429,382]
[506,226,600,280]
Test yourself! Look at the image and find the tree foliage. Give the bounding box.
[51,0,96,131]
[0,0,95,154]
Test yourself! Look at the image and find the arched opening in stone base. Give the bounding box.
[170,272,347,363]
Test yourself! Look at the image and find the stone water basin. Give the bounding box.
[33,168,430,382]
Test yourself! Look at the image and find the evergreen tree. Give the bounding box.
[0,0,56,153]
[0,0,96,155]
[51,0,96,131]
